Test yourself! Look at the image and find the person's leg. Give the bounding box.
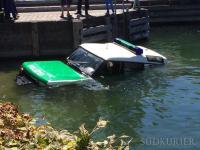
[3,0,11,19]
[10,0,17,19]
[66,0,72,17]
[105,0,109,14]
[14,1,19,18]
[61,5,64,17]
[109,0,114,14]
[77,0,82,14]
[85,0,89,16]
[60,0,66,18]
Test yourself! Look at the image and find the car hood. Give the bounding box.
[22,61,88,86]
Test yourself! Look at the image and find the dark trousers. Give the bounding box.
[3,0,17,18]
[0,0,2,11]
[77,0,89,14]
[105,0,114,13]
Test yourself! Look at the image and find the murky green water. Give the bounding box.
[1,25,200,149]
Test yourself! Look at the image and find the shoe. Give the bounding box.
[79,13,85,17]
[105,11,110,16]
[67,13,73,19]
[14,15,19,20]
[85,14,92,18]
[5,16,12,20]
[67,13,71,17]
[76,14,85,19]
[60,14,64,18]
[5,17,14,22]
[75,11,83,15]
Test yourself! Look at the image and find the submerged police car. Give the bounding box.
[16,38,167,86]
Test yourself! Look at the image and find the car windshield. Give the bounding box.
[67,47,104,76]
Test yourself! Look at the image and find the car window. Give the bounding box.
[68,47,104,76]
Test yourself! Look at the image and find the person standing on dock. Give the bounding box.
[76,0,90,17]
[105,0,114,15]
[60,0,72,18]
[3,0,18,20]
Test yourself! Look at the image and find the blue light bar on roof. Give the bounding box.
[114,38,143,55]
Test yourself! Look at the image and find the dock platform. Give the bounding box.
[0,9,149,58]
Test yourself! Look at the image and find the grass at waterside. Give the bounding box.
[0,102,132,149]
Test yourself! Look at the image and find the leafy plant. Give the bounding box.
[0,102,132,149]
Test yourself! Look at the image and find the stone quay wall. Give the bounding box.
[0,21,74,58]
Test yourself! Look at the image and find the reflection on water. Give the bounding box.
[0,25,200,149]
[79,79,110,91]
[49,79,109,91]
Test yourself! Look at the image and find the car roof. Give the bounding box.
[80,43,146,62]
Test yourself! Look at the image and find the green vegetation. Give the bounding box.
[0,102,131,149]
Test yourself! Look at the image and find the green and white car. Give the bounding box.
[16,38,167,87]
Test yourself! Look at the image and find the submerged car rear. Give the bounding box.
[22,61,88,86]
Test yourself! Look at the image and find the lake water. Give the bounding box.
[0,25,200,150]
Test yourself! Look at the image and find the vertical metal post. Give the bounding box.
[72,19,83,48]
[105,17,112,41]
[0,12,3,23]
[113,0,118,38]
[122,0,125,13]
[32,23,40,56]
[114,0,117,14]
[122,0,125,38]
[0,0,3,22]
